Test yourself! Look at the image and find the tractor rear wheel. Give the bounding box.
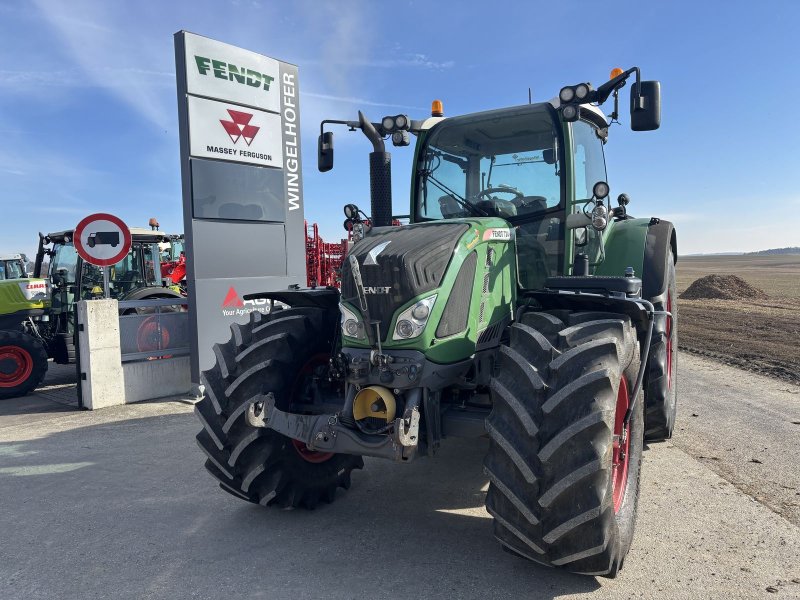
[644,249,678,441]
[484,310,644,577]
[0,330,48,400]
[195,307,363,508]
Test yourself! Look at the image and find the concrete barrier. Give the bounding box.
[77,299,191,409]
[122,356,191,404]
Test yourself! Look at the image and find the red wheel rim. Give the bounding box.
[136,316,172,360]
[666,292,674,390]
[291,438,334,463]
[0,345,34,388]
[289,354,334,463]
[136,317,170,351]
[611,376,631,513]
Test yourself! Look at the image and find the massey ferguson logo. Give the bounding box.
[221,286,269,316]
[363,286,392,294]
[220,109,259,146]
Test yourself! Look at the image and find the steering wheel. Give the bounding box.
[477,185,524,201]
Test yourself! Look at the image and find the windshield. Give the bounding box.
[1,259,25,279]
[415,105,562,222]
[49,243,79,284]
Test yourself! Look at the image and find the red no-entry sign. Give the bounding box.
[74,213,132,267]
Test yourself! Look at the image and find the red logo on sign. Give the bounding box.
[222,287,244,308]
[220,109,260,146]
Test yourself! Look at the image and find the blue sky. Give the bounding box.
[1,0,798,258]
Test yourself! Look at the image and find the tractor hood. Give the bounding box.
[340,217,516,362]
[340,222,469,336]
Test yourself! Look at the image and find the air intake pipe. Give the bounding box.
[359,111,392,228]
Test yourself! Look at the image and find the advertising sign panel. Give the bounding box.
[175,31,306,387]
[187,96,283,168]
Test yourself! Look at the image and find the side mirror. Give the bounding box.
[318,131,334,172]
[630,80,661,131]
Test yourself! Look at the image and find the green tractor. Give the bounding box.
[0,227,184,399]
[195,67,676,576]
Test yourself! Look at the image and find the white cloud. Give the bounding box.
[31,0,175,130]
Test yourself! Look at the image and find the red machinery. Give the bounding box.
[305,219,402,288]
[305,221,348,288]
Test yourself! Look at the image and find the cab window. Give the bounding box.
[49,244,79,284]
[572,120,607,201]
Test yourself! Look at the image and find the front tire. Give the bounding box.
[0,330,49,399]
[195,307,363,508]
[484,310,644,577]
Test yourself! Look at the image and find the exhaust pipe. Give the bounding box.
[358,111,392,228]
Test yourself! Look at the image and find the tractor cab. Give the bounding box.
[36,228,184,302]
[0,254,29,280]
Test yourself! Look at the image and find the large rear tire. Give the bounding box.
[0,330,48,400]
[195,307,363,508]
[644,250,678,441]
[484,310,644,577]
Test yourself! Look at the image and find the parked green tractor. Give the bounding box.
[196,67,676,576]
[0,228,184,399]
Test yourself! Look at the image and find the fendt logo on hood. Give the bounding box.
[220,109,260,146]
[221,286,269,316]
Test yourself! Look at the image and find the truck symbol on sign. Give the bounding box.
[87,231,120,248]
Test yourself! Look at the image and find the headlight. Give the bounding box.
[392,294,437,341]
[340,303,365,340]
[575,83,590,100]
[591,203,609,231]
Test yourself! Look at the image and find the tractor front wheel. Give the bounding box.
[484,310,644,577]
[0,330,48,400]
[194,307,363,508]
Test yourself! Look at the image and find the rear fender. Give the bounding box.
[595,217,677,305]
[642,220,677,306]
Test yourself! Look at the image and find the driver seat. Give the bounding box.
[475,199,517,219]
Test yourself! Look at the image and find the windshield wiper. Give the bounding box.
[423,174,487,217]
[419,153,487,217]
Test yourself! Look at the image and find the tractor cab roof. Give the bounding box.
[416,99,608,133]
[45,229,182,244]
[0,253,24,261]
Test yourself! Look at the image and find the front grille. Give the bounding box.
[436,252,477,338]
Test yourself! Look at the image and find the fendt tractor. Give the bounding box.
[0,227,185,399]
[195,67,677,576]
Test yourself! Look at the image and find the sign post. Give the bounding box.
[74,213,132,299]
[174,32,306,392]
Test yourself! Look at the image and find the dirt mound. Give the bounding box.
[680,274,769,300]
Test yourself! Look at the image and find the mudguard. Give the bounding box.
[642,219,677,305]
[243,287,341,309]
[596,217,677,305]
[120,286,183,301]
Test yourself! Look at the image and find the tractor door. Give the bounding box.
[570,120,608,268]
